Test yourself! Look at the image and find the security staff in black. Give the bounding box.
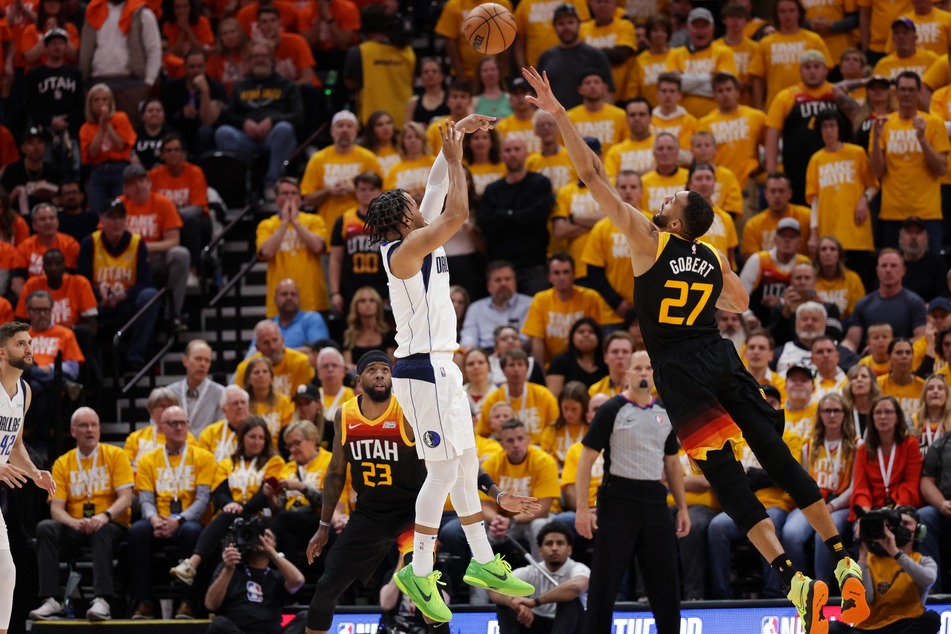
[574,350,689,634]
[522,63,871,634]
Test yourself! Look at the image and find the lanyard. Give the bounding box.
[76,445,100,501]
[503,384,529,420]
[877,444,896,497]
[232,456,261,502]
[162,445,189,502]
[321,387,345,420]
[922,421,942,448]
[218,423,236,462]
[823,440,842,492]
[180,380,208,419]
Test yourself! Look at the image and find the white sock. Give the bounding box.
[412,532,437,576]
[462,521,495,565]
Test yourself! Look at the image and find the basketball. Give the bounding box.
[463,3,516,55]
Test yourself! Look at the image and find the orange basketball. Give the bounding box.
[463,3,516,55]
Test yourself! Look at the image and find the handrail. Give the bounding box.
[111,287,168,418]
[121,336,175,395]
[281,121,329,173]
[209,253,259,308]
[202,204,253,257]
[209,252,261,376]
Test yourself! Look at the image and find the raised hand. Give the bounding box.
[440,121,464,163]
[521,67,562,114]
[454,114,496,133]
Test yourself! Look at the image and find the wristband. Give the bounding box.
[103,510,112,520]
[319,520,331,527]
[894,551,903,560]
[534,597,542,607]
[477,471,496,495]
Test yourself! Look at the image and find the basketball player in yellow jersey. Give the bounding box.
[522,65,870,634]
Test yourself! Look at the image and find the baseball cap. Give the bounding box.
[509,77,533,94]
[101,199,127,217]
[776,217,801,234]
[902,216,926,230]
[687,7,714,23]
[761,384,782,402]
[552,3,578,21]
[583,136,602,154]
[122,164,148,182]
[43,27,68,43]
[293,384,320,402]
[929,297,951,315]
[867,75,891,89]
[786,364,815,380]
[23,126,47,142]
[891,17,916,31]
[331,110,358,126]
[799,49,827,66]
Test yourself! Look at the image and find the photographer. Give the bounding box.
[205,528,305,634]
[832,508,939,634]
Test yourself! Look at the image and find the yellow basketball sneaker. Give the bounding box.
[788,572,829,634]
[835,557,870,625]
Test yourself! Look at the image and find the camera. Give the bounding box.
[858,509,901,542]
[224,516,267,555]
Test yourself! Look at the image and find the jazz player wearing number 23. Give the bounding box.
[522,66,869,634]
[0,321,57,634]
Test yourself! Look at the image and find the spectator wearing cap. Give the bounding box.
[434,0,513,82]
[749,0,832,111]
[535,3,612,111]
[291,383,327,444]
[214,39,303,195]
[740,216,812,325]
[871,71,949,254]
[161,49,226,157]
[77,199,160,372]
[478,136,555,297]
[566,73,626,156]
[166,339,225,434]
[495,78,542,155]
[639,132,687,216]
[900,216,949,303]
[79,83,136,216]
[514,0,591,70]
[16,202,80,278]
[119,163,190,328]
[893,0,951,56]
[847,249,927,353]
[301,110,381,237]
[78,0,162,126]
[764,51,841,204]
[579,0,637,102]
[783,363,818,437]
[341,4,415,129]
[910,298,951,379]
[874,18,938,81]
[665,7,737,119]
[741,172,812,259]
[1,127,63,213]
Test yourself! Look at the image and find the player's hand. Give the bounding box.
[440,121,464,163]
[521,67,562,114]
[32,470,56,496]
[0,463,28,489]
[575,506,597,539]
[497,490,541,516]
[454,114,496,133]
[306,525,330,563]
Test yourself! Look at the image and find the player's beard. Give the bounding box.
[365,385,392,403]
[7,352,33,371]
[652,212,669,229]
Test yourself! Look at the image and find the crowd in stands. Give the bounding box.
[8,0,951,627]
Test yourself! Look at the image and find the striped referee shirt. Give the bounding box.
[582,395,678,481]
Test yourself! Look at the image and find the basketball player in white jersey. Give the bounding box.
[0,321,56,633]
[365,117,535,622]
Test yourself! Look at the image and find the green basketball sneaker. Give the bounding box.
[787,572,829,634]
[463,554,535,596]
[393,566,452,623]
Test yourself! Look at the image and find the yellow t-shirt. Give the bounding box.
[212,454,285,504]
[539,422,589,468]
[235,348,315,399]
[715,36,760,105]
[432,0,514,80]
[300,145,381,236]
[785,401,819,439]
[929,84,951,185]
[580,17,637,102]
[526,148,577,191]
[561,441,602,509]
[665,448,719,510]
[740,206,813,258]
[702,206,739,258]
[552,182,602,277]
[135,444,217,519]
[803,0,857,61]
[886,8,951,55]
[581,217,633,305]
[604,135,656,177]
[466,161,507,197]
[478,383,560,442]
[278,448,333,510]
[815,270,867,318]
[250,394,296,447]
[640,167,689,215]
[384,156,436,193]
[198,420,240,462]
[713,165,743,216]
[858,0,913,52]
[871,111,950,221]
[651,109,697,152]
[666,42,737,117]
[53,444,134,526]
[566,103,628,156]
[877,374,926,421]
[124,423,196,473]
[521,286,621,363]
[697,105,767,187]
[481,445,561,500]
[859,355,892,376]
[872,49,939,80]
[635,48,674,107]
[587,374,625,399]
[494,114,541,155]
[805,143,877,251]
[354,41,415,129]
[256,212,329,315]
[924,55,951,91]
[735,428,803,512]
[515,0,591,68]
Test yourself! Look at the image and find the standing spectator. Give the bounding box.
[235,320,315,398]
[535,3,612,111]
[635,15,674,107]
[79,84,136,215]
[256,177,328,317]
[858,0,910,64]
[78,0,162,124]
[166,339,225,434]
[566,74,626,155]
[873,18,937,81]
[639,133,687,216]
[198,385,250,461]
[300,110,380,237]
[161,49,225,156]
[877,338,925,421]
[162,0,213,58]
[899,217,949,303]
[254,279,329,351]
[15,248,96,329]
[651,73,696,161]
[296,0,360,75]
[478,137,555,296]
[214,40,302,198]
[716,3,760,105]
[460,261,533,352]
[496,77,542,156]
[470,56,512,120]
[887,0,951,56]
[742,173,812,259]
[580,0,636,103]
[666,7,737,118]
[545,317,607,395]
[435,0,512,83]
[514,0,591,70]
[206,18,249,96]
[604,99,655,178]
[870,71,949,253]
[16,202,79,278]
[403,58,449,126]
[56,180,99,243]
[314,346,353,422]
[1,127,62,213]
[739,217,812,326]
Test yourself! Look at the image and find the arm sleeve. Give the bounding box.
[664,430,679,455]
[419,151,449,223]
[895,553,938,591]
[139,489,157,519]
[140,9,163,86]
[181,485,211,521]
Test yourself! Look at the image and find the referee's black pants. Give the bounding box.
[587,478,681,634]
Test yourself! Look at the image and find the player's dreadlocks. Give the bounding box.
[364,189,414,245]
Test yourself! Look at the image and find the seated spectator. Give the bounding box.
[539,381,589,469]
[774,302,839,374]
[767,262,841,348]
[900,216,949,304]
[206,18,249,96]
[383,122,435,202]
[56,180,100,244]
[913,302,951,378]
[162,0,214,58]
[235,320,314,398]
[463,128,505,198]
[684,163,738,269]
[812,336,848,399]
[877,338,925,422]
[545,316,607,396]
[463,348,496,410]
[199,385,251,461]
[129,406,216,619]
[452,285,470,340]
[360,111,400,178]
[478,349,559,443]
[119,163,190,328]
[743,328,786,399]
[851,395,923,520]
[783,364,818,438]
[341,286,395,370]
[814,236,867,320]
[0,126,18,179]
[488,324,546,386]
[124,387,185,474]
[559,393,608,530]
[717,308,749,354]
[403,57,450,126]
[295,0,360,73]
[843,364,880,439]
[638,132,687,215]
[858,323,894,377]
[77,199,160,372]
[290,383,325,443]
[920,426,951,593]
[79,84,136,215]
[739,217,811,326]
[650,73,696,162]
[252,279,329,352]
[215,39,302,195]
[17,202,80,278]
[28,407,134,622]
[162,50,224,156]
[781,393,855,586]
[166,339,225,434]
[471,56,512,120]
[257,177,328,316]
[1,127,62,213]
[460,261,533,353]
[588,331,635,398]
[244,356,295,446]
[912,374,950,458]
[253,4,320,116]
[132,98,171,170]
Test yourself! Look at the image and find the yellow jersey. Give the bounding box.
[651,108,697,151]
[713,165,743,216]
[803,0,857,61]
[580,17,637,101]
[877,374,926,421]
[278,448,333,510]
[736,429,803,511]
[715,36,760,105]
[91,231,141,291]
[250,394,295,447]
[198,420,240,462]
[929,84,951,185]
[124,423,196,474]
[539,422,589,467]
[750,30,833,109]
[552,182,602,277]
[433,0,514,80]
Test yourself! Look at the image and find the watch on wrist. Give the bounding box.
[103,510,112,520]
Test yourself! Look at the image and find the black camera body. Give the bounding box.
[224,516,266,555]
[858,511,893,541]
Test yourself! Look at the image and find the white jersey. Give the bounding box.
[0,379,26,465]
[381,241,458,357]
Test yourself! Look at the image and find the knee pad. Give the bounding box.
[417,458,461,527]
[448,448,482,517]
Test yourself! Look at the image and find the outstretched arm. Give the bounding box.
[521,67,659,274]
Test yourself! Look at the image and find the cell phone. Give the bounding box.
[264,477,281,490]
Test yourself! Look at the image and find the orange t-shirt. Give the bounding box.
[164,52,185,79]
[149,163,208,212]
[17,233,80,277]
[15,273,98,327]
[206,51,246,94]
[0,0,38,68]
[274,33,319,86]
[80,112,136,165]
[0,125,20,171]
[296,0,360,52]
[162,16,215,50]
[236,0,298,37]
[29,324,85,365]
[8,215,29,247]
[0,297,12,323]
[18,22,80,71]
[117,192,183,242]
[0,241,26,270]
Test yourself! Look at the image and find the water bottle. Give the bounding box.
[63,596,75,619]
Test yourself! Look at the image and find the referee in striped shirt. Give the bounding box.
[574,350,690,634]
